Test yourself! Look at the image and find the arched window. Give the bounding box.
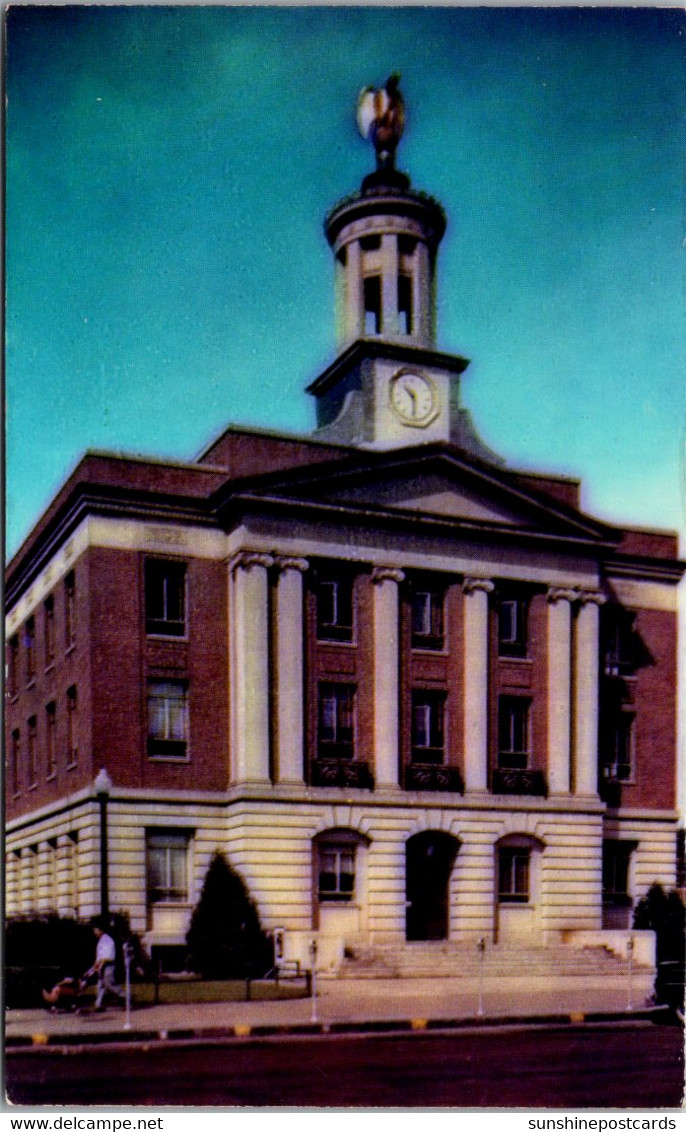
[495,834,544,906]
[313,829,369,905]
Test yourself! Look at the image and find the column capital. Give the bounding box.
[547,586,578,605]
[463,576,494,596]
[274,556,309,575]
[578,588,607,607]
[371,566,405,586]
[229,551,275,574]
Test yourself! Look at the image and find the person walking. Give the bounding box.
[86,919,125,1011]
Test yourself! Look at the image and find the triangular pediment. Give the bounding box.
[319,470,529,526]
[220,441,616,546]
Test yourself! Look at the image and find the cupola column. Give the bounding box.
[463,577,494,792]
[274,557,309,785]
[380,233,400,338]
[229,551,274,785]
[574,591,605,796]
[372,566,405,787]
[415,240,433,343]
[343,239,363,344]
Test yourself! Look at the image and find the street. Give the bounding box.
[6,1021,684,1108]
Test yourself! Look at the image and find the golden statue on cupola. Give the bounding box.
[356,74,405,170]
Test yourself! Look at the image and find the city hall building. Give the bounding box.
[6,86,683,972]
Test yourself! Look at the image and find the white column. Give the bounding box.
[547,587,575,795]
[463,577,494,792]
[415,241,432,346]
[372,566,405,788]
[575,590,605,796]
[21,846,37,915]
[345,239,363,344]
[274,557,308,785]
[230,552,274,785]
[6,851,19,917]
[56,835,73,917]
[380,234,399,337]
[37,841,52,912]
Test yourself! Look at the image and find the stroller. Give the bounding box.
[42,974,89,1013]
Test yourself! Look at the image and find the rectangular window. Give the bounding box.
[65,572,76,648]
[602,842,633,903]
[27,716,37,786]
[145,560,187,637]
[364,275,381,335]
[499,847,530,903]
[148,680,189,758]
[317,683,355,760]
[398,273,413,335]
[498,697,530,769]
[498,595,528,658]
[411,690,446,764]
[411,588,444,650]
[316,574,354,642]
[8,635,19,698]
[66,685,78,766]
[25,617,36,683]
[146,830,190,904]
[44,596,55,667]
[11,729,20,795]
[603,610,637,677]
[602,714,634,782]
[46,702,57,778]
[318,843,356,902]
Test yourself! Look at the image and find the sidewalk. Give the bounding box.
[6,971,660,1048]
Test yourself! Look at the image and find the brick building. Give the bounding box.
[6,89,683,971]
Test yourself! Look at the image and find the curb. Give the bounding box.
[6,1006,675,1053]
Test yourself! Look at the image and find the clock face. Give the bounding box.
[389,370,437,426]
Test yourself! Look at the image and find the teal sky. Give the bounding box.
[7,5,686,556]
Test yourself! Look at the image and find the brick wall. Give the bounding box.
[6,555,93,820]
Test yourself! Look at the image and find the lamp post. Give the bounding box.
[626,936,634,1012]
[94,768,112,921]
[477,937,486,1017]
[123,939,134,1031]
[309,938,318,1023]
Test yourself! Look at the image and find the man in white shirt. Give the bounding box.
[86,920,125,1011]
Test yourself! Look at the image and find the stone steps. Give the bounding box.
[337,943,642,980]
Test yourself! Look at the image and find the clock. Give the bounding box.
[389,370,438,427]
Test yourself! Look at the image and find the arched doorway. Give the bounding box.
[406,831,460,941]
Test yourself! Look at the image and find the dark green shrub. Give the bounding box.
[5,912,150,1007]
[633,884,685,962]
[633,883,685,1010]
[186,851,273,979]
[6,915,94,975]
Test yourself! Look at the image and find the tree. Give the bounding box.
[186,851,273,979]
[633,883,685,1010]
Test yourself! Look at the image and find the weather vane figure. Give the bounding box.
[356,74,405,170]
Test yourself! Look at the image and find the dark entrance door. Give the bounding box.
[406,832,459,941]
